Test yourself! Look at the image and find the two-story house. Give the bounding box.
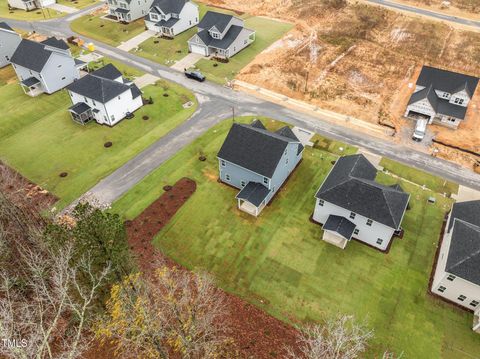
[144,0,198,37]
[66,64,143,126]
[312,154,410,251]
[431,200,480,333]
[7,0,55,11]
[107,0,153,23]
[0,22,21,68]
[10,37,84,97]
[217,120,304,216]
[187,11,255,58]
[405,66,479,129]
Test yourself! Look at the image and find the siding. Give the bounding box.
[225,28,254,57]
[0,31,21,68]
[40,52,80,94]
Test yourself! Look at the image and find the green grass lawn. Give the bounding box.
[57,0,98,9]
[0,0,63,19]
[380,157,459,196]
[0,72,197,209]
[112,116,480,358]
[71,14,146,47]
[87,57,144,79]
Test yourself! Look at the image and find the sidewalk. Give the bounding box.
[117,30,155,52]
[133,73,159,88]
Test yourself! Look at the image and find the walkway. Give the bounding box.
[133,73,159,88]
[117,30,155,51]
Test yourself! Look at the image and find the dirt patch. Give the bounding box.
[122,177,301,358]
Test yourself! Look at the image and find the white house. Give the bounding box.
[0,22,21,68]
[405,66,479,129]
[145,0,198,37]
[107,0,154,23]
[66,64,143,126]
[187,11,255,58]
[431,200,480,333]
[312,154,410,251]
[10,37,84,97]
[7,0,55,11]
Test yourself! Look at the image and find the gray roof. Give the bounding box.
[155,17,179,28]
[0,22,14,32]
[10,39,53,72]
[417,65,478,98]
[21,77,40,87]
[315,154,410,229]
[236,182,271,207]
[114,8,130,14]
[198,11,235,33]
[90,63,122,80]
[41,37,69,50]
[151,0,187,14]
[323,215,356,240]
[448,200,480,232]
[217,120,301,178]
[195,25,249,50]
[446,219,480,286]
[68,102,91,114]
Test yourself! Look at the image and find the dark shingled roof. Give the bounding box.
[10,39,53,72]
[151,0,187,14]
[130,84,142,99]
[198,11,234,32]
[90,63,122,80]
[446,219,480,286]
[0,22,14,31]
[21,77,40,87]
[315,154,410,229]
[416,65,479,98]
[155,17,179,28]
[217,120,301,178]
[323,215,356,240]
[68,102,91,114]
[114,8,130,14]
[236,182,271,207]
[448,200,480,232]
[251,119,266,129]
[41,37,69,50]
[195,25,246,50]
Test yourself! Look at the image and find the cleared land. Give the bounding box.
[112,116,479,358]
[0,64,197,209]
[70,12,146,46]
[0,0,63,19]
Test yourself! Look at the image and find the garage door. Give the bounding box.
[190,44,207,56]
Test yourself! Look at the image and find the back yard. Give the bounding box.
[112,116,480,358]
[0,64,197,209]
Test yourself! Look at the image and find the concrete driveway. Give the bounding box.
[117,30,156,51]
[171,53,204,71]
[47,3,78,13]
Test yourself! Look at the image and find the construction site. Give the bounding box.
[199,0,480,171]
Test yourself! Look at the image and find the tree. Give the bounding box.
[287,315,374,359]
[96,265,234,358]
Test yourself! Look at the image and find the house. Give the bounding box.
[312,154,410,251]
[10,37,85,97]
[217,120,303,216]
[7,0,55,11]
[66,64,143,126]
[431,200,480,333]
[0,22,21,68]
[107,0,154,22]
[145,0,199,37]
[404,66,479,129]
[187,11,255,58]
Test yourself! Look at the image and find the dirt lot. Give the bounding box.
[200,0,480,169]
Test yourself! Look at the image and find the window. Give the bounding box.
[57,64,62,68]
[240,181,245,187]
[318,199,324,206]
[221,160,226,167]
[151,14,158,21]
[376,238,383,245]
[118,96,121,100]
[61,77,65,80]
[263,177,268,185]
[447,274,456,281]
[458,295,466,302]
[189,20,192,25]
[470,300,479,307]
[454,98,464,105]
[111,115,115,121]
[437,286,446,293]
[349,212,356,219]
[211,32,220,39]
[244,39,247,45]
[225,174,230,181]
[284,149,287,155]
[84,97,88,103]
[285,158,289,165]
[354,229,359,235]
[366,219,373,226]
[92,100,96,106]
[442,92,449,98]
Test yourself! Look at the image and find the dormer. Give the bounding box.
[209,26,222,39]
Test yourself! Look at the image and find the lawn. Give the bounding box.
[112,116,480,358]
[380,157,459,196]
[70,15,146,47]
[57,0,98,9]
[0,70,197,209]
[0,0,63,19]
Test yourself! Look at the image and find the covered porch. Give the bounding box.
[236,182,271,217]
[68,102,94,125]
[322,215,356,249]
[20,77,43,97]
[114,8,131,22]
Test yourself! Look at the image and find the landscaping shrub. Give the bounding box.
[104,141,113,148]
[59,172,68,178]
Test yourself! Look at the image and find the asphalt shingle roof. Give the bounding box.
[10,39,53,72]
[151,0,187,14]
[448,200,480,232]
[68,102,91,114]
[0,22,14,31]
[323,215,356,240]
[195,25,247,50]
[446,219,480,286]
[315,154,410,229]
[155,17,179,28]
[41,37,69,50]
[416,65,479,98]
[90,63,122,80]
[236,182,271,207]
[198,11,234,33]
[217,120,300,178]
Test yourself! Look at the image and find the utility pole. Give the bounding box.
[232,106,235,121]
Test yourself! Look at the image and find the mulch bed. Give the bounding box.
[122,177,301,358]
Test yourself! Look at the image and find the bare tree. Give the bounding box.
[97,265,234,358]
[287,315,374,359]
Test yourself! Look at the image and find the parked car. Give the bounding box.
[412,119,427,141]
[184,70,205,82]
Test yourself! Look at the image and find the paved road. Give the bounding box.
[2,15,480,205]
[365,0,480,29]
